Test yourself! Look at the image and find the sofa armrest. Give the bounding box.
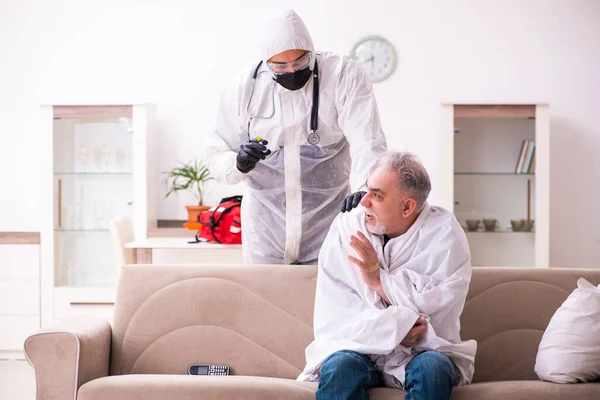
[24,315,112,400]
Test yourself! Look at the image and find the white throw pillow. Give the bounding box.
[534,278,600,383]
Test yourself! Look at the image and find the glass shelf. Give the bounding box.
[47,105,140,290]
[463,229,534,234]
[454,172,535,176]
[54,229,109,232]
[54,172,133,176]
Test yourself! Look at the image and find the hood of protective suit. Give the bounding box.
[259,9,315,62]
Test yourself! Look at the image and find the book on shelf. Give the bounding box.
[528,150,536,174]
[515,140,535,174]
[515,140,527,173]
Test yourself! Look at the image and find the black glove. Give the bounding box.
[236,139,271,173]
[341,191,367,213]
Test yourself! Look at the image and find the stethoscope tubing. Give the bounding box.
[246,59,320,145]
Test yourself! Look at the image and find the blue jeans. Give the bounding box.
[316,350,456,400]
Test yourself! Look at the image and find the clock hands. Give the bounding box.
[360,55,374,64]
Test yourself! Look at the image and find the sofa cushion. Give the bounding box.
[460,267,600,382]
[535,278,600,383]
[78,374,411,400]
[77,375,318,400]
[109,265,600,384]
[77,375,600,400]
[449,380,600,400]
[110,265,317,378]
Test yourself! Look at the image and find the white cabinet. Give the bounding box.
[53,287,115,322]
[40,105,157,327]
[440,104,550,268]
[0,243,40,359]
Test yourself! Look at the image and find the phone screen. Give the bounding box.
[189,365,210,375]
[197,366,209,375]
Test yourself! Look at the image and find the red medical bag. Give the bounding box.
[197,196,242,244]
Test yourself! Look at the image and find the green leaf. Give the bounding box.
[163,158,213,205]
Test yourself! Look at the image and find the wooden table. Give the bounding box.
[125,237,243,264]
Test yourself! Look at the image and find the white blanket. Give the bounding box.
[297,203,477,388]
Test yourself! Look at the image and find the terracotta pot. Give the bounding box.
[186,205,211,223]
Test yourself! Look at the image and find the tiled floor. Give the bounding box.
[0,360,36,400]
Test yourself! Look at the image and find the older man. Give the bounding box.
[298,151,477,400]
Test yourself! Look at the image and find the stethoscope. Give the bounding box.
[246,59,320,145]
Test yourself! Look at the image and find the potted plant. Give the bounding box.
[164,159,214,223]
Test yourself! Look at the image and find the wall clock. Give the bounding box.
[350,35,397,83]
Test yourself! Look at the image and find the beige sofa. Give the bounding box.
[25,264,600,399]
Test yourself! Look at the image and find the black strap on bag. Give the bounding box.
[199,196,243,244]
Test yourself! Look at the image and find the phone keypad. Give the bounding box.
[208,365,229,376]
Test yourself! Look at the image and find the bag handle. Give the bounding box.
[219,195,242,204]
[208,213,222,244]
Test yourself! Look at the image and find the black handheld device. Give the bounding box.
[188,364,230,376]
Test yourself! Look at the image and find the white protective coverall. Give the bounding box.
[204,10,387,264]
[297,203,477,388]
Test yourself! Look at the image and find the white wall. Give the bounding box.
[1,0,599,267]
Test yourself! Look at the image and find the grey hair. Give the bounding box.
[372,151,431,208]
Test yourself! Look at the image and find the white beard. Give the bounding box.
[364,207,386,235]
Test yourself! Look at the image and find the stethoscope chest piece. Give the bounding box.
[307,131,320,145]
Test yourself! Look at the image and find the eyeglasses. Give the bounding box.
[267,51,311,75]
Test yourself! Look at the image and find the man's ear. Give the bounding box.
[403,198,418,217]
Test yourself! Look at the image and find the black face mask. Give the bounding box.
[274,66,312,91]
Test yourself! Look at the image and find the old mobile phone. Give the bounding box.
[188,364,230,376]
